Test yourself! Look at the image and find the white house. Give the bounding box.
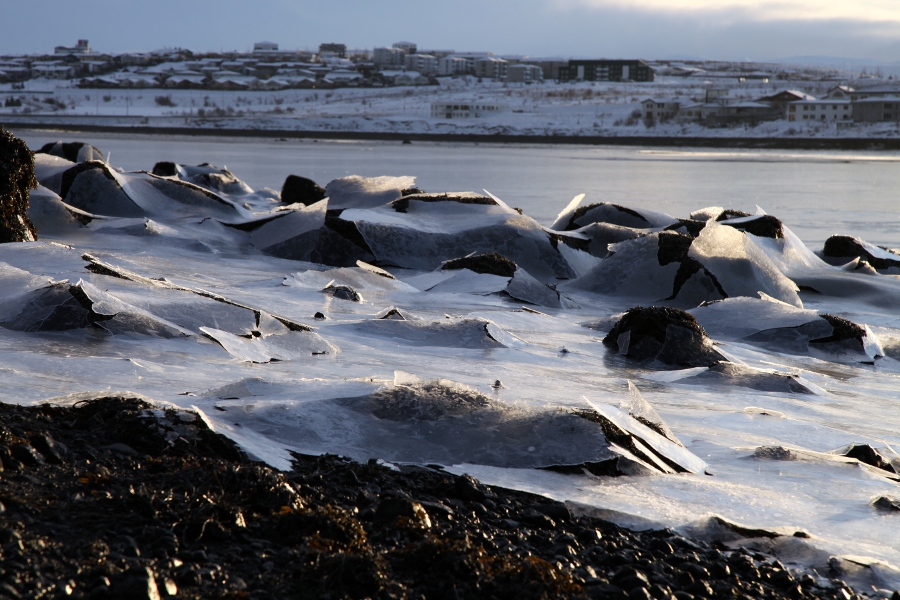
[641,98,680,121]
[787,99,852,122]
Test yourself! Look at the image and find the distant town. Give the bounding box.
[2,39,899,131]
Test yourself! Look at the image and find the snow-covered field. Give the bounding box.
[5,138,900,596]
[4,77,900,138]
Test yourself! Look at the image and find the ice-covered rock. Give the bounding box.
[36,141,103,163]
[551,196,677,231]
[602,306,725,367]
[822,235,900,271]
[325,175,415,210]
[151,161,254,195]
[339,193,576,282]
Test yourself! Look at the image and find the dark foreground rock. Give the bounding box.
[0,397,876,600]
[0,126,38,243]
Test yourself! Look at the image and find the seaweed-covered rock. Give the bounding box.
[442,252,517,277]
[822,235,900,270]
[281,174,326,206]
[603,306,724,366]
[36,140,103,163]
[0,126,38,242]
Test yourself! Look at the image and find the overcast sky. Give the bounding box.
[5,0,899,63]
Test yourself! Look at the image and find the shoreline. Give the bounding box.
[0,396,871,600]
[5,119,900,150]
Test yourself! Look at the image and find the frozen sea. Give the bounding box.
[8,130,900,595]
[15,130,900,247]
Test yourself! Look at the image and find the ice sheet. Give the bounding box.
[5,150,900,583]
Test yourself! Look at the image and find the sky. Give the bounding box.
[4,0,900,63]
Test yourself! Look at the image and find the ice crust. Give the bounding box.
[5,153,900,577]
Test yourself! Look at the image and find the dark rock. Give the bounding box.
[36,141,103,163]
[664,218,706,238]
[602,306,724,367]
[654,231,727,302]
[0,126,38,243]
[841,444,895,472]
[29,433,65,464]
[823,235,900,270]
[872,496,900,512]
[150,161,178,177]
[280,174,325,206]
[391,192,496,213]
[314,312,326,320]
[715,209,751,221]
[374,497,432,528]
[810,314,866,348]
[452,475,488,502]
[629,586,654,600]
[309,210,377,267]
[10,444,44,467]
[721,214,785,239]
[686,580,714,597]
[323,283,361,301]
[562,202,653,230]
[518,511,556,529]
[442,252,517,277]
[110,567,161,600]
[101,442,140,456]
[0,445,23,471]
[528,502,570,522]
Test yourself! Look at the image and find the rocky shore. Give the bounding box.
[0,397,883,600]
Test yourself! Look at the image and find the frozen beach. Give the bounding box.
[4,129,900,596]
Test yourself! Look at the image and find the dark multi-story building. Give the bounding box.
[557,59,654,82]
[318,43,347,58]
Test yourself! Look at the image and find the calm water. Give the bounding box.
[15,129,900,247]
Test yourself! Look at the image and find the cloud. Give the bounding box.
[551,0,900,22]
